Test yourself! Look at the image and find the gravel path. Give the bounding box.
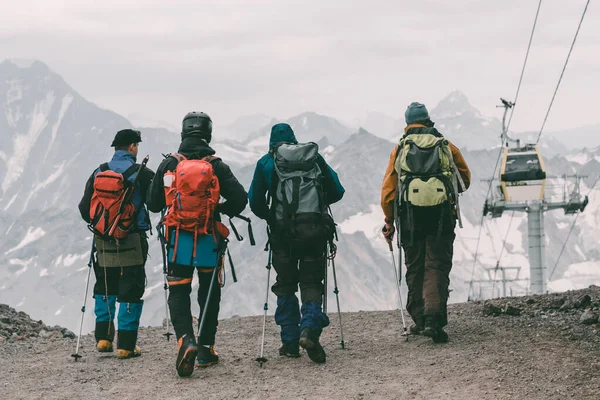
[2,288,600,400]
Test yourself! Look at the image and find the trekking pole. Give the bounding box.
[157,214,173,341]
[323,254,328,314]
[71,238,95,361]
[198,242,226,347]
[256,247,272,368]
[329,243,345,349]
[389,243,408,341]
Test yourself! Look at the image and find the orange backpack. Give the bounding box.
[163,154,228,261]
[89,163,138,239]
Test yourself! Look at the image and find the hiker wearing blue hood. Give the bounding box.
[249,123,344,363]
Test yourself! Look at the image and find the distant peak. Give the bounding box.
[2,59,51,71]
[431,90,482,119]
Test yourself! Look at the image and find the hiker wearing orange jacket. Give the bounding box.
[381,102,471,343]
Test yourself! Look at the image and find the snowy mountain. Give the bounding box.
[1,60,599,335]
[221,114,277,142]
[245,111,353,147]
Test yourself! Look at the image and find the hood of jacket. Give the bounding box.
[177,136,217,158]
[269,123,298,150]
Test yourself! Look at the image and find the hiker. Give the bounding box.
[249,123,345,363]
[381,102,471,343]
[78,129,155,359]
[147,111,248,377]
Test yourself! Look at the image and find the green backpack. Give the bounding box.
[394,132,466,238]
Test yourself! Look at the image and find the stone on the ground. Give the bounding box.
[483,302,503,316]
[575,294,592,309]
[579,309,599,325]
[504,303,522,316]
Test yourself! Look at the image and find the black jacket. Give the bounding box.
[146,136,248,217]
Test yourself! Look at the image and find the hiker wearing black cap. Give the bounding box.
[78,129,155,359]
[147,112,248,377]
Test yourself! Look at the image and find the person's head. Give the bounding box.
[269,123,297,150]
[111,129,142,157]
[404,102,433,126]
[181,111,213,143]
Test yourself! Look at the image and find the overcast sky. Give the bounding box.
[1,0,598,133]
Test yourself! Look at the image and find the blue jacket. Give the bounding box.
[79,150,154,231]
[249,123,345,221]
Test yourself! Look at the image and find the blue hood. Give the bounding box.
[269,123,297,149]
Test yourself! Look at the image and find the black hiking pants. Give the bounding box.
[400,207,455,328]
[167,263,221,346]
[270,240,326,304]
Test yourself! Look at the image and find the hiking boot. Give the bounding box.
[299,328,326,364]
[117,346,141,359]
[409,324,422,335]
[97,340,113,353]
[196,345,219,368]
[176,335,198,377]
[279,342,301,358]
[422,318,449,344]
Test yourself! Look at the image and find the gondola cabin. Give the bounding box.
[499,144,546,202]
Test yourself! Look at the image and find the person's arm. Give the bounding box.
[316,155,345,205]
[146,157,177,213]
[449,142,471,192]
[139,166,155,204]
[78,172,95,223]
[248,159,270,220]
[381,147,399,221]
[212,159,248,217]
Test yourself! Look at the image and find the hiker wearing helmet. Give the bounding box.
[78,129,155,359]
[249,123,345,363]
[147,112,248,377]
[381,103,471,343]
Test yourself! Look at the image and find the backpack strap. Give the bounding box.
[122,163,140,182]
[99,163,110,172]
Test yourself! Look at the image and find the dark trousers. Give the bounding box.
[400,207,455,328]
[167,263,221,346]
[270,241,326,304]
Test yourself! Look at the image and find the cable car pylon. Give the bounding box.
[476,98,589,296]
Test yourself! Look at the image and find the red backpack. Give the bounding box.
[89,163,138,239]
[162,154,228,261]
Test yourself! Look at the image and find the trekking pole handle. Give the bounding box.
[388,242,393,252]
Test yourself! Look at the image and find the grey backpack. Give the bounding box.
[272,142,333,249]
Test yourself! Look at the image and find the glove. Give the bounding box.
[382,218,395,244]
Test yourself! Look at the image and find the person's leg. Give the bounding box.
[92,264,118,351]
[422,232,455,343]
[271,243,301,355]
[196,267,222,367]
[116,264,146,357]
[401,237,427,333]
[298,246,329,364]
[167,263,197,377]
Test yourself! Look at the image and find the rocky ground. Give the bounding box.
[2,288,600,399]
[0,304,75,341]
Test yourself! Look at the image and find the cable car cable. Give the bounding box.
[548,174,599,281]
[505,0,543,134]
[535,0,590,144]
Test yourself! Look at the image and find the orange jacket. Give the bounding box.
[380,124,471,221]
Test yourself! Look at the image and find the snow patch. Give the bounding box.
[54,306,64,316]
[3,193,18,211]
[2,91,56,191]
[10,258,32,277]
[46,95,73,159]
[565,152,591,165]
[5,227,46,254]
[39,268,49,277]
[63,253,88,267]
[5,221,15,235]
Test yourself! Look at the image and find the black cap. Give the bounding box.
[111,129,142,147]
